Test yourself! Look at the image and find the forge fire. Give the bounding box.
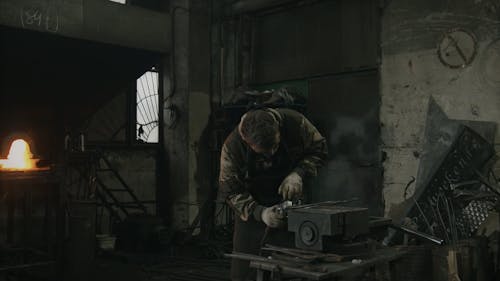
[0,139,44,171]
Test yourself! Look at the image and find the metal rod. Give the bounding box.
[426,197,440,236]
[390,225,444,245]
[449,197,460,240]
[0,261,55,272]
[230,0,297,15]
[442,194,458,244]
[449,180,479,189]
[286,198,359,210]
[434,195,451,244]
[412,197,435,236]
[225,252,272,263]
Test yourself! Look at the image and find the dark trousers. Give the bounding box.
[231,217,294,281]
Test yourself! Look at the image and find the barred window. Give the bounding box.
[136,70,159,143]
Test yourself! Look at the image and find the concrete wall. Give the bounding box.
[100,149,158,214]
[84,86,159,231]
[86,91,127,142]
[381,0,500,217]
[95,149,157,233]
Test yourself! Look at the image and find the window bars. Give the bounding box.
[136,70,159,143]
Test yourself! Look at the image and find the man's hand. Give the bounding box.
[261,205,285,228]
[278,172,303,200]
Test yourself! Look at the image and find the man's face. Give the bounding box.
[247,132,280,158]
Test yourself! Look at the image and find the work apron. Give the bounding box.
[231,143,295,281]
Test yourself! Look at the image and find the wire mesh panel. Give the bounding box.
[458,199,496,235]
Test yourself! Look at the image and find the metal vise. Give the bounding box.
[287,204,369,251]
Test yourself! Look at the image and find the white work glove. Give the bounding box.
[261,205,285,228]
[278,172,303,200]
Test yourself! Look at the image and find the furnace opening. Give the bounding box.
[0,139,44,171]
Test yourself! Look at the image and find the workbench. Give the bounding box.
[228,247,406,281]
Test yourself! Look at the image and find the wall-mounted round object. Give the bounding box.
[437,28,478,68]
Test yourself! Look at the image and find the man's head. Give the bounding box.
[239,109,280,156]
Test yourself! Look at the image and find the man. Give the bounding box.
[219,107,328,280]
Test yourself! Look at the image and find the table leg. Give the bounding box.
[7,191,15,244]
[256,269,266,281]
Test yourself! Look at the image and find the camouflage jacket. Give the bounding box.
[218,108,328,221]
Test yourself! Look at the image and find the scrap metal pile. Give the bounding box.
[404,126,498,245]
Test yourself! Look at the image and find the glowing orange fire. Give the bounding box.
[0,139,40,171]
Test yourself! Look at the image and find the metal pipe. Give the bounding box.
[286,198,359,210]
[390,224,444,245]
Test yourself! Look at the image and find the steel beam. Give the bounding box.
[229,0,298,15]
[0,0,170,53]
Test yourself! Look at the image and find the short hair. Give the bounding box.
[239,110,279,150]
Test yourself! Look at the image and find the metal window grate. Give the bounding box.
[136,70,159,143]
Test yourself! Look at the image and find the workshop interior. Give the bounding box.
[1,0,500,280]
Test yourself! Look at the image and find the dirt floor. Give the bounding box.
[95,253,231,281]
[93,238,232,281]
